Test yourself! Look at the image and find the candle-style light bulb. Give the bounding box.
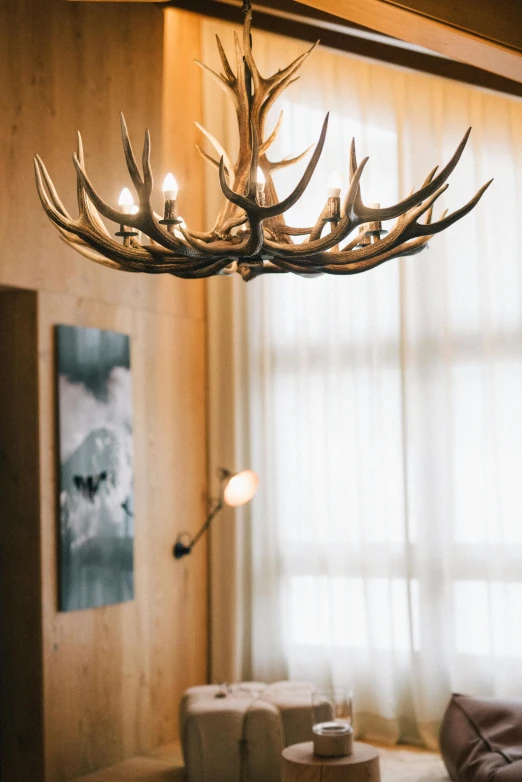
[327,171,343,198]
[118,187,134,214]
[162,173,178,200]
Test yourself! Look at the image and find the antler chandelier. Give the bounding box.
[34,3,491,282]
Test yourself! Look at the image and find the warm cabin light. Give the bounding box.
[118,187,134,214]
[162,173,178,200]
[223,469,259,507]
[327,171,343,198]
[130,205,139,215]
[35,6,491,280]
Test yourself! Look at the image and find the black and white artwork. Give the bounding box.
[56,325,134,611]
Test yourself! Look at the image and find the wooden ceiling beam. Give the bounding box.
[162,0,522,99]
[297,0,522,82]
[67,0,522,85]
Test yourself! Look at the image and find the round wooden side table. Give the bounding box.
[282,740,381,782]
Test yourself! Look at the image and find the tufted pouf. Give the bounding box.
[440,693,522,781]
[180,681,327,782]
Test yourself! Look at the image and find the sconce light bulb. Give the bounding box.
[256,167,266,187]
[224,469,259,507]
[162,173,179,200]
[327,171,343,198]
[130,204,139,215]
[118,187,135,214]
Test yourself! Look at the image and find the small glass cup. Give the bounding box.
[312,688,353,728]
[312,688,353,756]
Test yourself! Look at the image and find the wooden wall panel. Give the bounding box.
[0,290,45,782]
[38,291,208,781]
[0,0,205,320]
[0,1,209,779]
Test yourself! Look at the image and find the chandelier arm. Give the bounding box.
[422,166,439,186]
[120,113,145,189]
[263,184,448,262]
[71,154,212,259]
[264,40,318,93]
[269,237,429,276]
[34,157,143,264]
[196,145,221,171]
[278,225,314,236]
[218,114,329,220]
[339,154,370,222]
[354,128,472,223]
[57,232,136,269]
[234,31,250,137]
[71,154,140,229]
[216,34,237,84]
[243,10,262,94]
[259,110,284,156]
[196,122,235,178]
[46,203,209,271]
[309,205,330,241]
[247,112,262,199]
[349,138,358,179]
[266,144,315,173]
[141,129,154,198]
[74,136,114,239]
[169,258,243,278]
[181,214,265,258]
[259,155,371,256]
[397,179,493,239]
[33,155,72,220]
[260,75,300,131]
[187,214,248,242]
[194,60,239,111]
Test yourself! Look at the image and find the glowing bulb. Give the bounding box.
[327,171,342,198]
[256,167,265,187]
[162,173,178,200]
[130,205,139,215]
[118,187,134,214]
[223,469,259,508]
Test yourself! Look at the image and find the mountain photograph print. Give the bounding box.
[56,325,134,611]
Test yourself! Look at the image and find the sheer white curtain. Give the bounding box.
[202,19,522,748]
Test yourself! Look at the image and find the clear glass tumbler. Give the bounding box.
[312,688,353,728]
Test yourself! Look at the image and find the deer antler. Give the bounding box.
[34,9,492,280]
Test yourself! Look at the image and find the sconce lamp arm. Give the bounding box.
[173,498,224,559]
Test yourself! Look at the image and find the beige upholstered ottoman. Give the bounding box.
[180,681,321,782]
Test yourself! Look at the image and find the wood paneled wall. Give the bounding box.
[0,290,44,781]
[0,1,208,779]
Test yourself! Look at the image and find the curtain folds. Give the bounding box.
[203,19,522,748]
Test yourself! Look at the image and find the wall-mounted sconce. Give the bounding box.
[173,468,258,559]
